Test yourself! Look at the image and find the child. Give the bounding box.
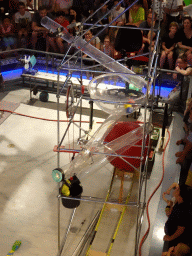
[160,22,179,70]
[167,54,192,110]
[0,17,17,51]
[101,35,115,59]
[46,11,69,53]
[15,2,32,48]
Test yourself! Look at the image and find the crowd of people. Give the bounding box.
[160,63,192,256]
[161,98,192,255]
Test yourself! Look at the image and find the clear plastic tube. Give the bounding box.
[63,114,151,179]
[41,16,147,90]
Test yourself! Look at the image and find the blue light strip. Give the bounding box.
[1,68,173,97]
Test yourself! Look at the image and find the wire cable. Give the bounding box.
[0,108,91,123]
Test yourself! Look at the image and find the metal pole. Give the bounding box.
[71,211,101,256]
[135,3,160,254]
[89,101,93,130]
[57,208,77,256]
[56,65,61,253]
[58,96,82,147]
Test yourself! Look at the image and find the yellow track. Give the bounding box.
[86,170,135,256]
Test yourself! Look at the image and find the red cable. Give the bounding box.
[0,109,90,123]
[139,130,171,256]
[1,109,154,125]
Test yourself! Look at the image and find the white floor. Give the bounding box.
[0,88,183,256]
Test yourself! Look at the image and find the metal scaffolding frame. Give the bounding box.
[47,0,161,254]
[0,1,161,255]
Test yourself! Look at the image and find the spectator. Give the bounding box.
[9,0,20,16]
[46,11,69,53]
[68,7,82,23]
[185,158,192,190]
[31,5,52,50]
[0,0,9,21]
[175,101,192,186]
[96,0,111,42]
[38,0,54,12]
[162,243,190,256]
[106,0,115,10]
[175,108,192,186]
[127,1,145,27]
[84,7,98,35]
[110,0,126,26]
[52,0,73,14]
[20,0,33,10]
[82,29,100,65]
[142,0,150,19]
[177,17,192,65]
[139,10,158,53]
[67,7,82,35]
[163,0,183,26]
[162,182,179,217]
[183,5,192,18]
[174,54,192,77]
[93,0,100,11]
[163,185,190,252]
[73,0,93,14]
[160,22,179,70]
[167,54,192,112]
[10,0,33,16]
[182,98,192,134]
[109,0,126,45]
[175,52,192,102]
[15,2,32,48]
[175,98,192,146]
[83,29,100,50]
[0,16,17,52]
[101,35,116,58]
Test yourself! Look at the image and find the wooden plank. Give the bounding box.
[89,249,107,256]
[105,203,124,212]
